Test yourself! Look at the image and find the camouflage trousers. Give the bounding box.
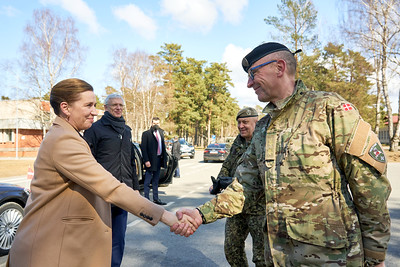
[224,213,270,267]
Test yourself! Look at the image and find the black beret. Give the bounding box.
[242,42,291,72]
[236,107,258,120]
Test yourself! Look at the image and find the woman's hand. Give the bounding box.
[161,210,200,237]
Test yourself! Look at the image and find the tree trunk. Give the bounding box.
[374,57,381,134]
[207,112,211,146]
[381,54,394,151]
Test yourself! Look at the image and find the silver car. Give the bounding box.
[179,139,195,159]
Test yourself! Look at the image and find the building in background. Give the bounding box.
[0,100,104,158]
[0,100,53,157]
[378,115,399,145]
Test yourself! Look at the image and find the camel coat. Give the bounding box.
[8,117,164,267]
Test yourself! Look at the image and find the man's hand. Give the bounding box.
[161,210,196,237]
[170,208,203,236]
[145,161,151,168]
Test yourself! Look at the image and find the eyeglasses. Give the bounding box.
[248,60,277,80]
[107,104,124,108]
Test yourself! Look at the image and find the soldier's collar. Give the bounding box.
[262,80,307,114]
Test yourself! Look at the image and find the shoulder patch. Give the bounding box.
[368,143,386,163]
[346,119,387,174]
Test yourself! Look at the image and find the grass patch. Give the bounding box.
[0,159,35,178]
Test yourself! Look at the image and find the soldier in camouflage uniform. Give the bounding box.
[176,42,391,267]
[212,107,266,267]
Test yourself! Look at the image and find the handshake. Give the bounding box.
[161,208,204,237]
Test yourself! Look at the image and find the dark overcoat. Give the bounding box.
[83,115,139,189]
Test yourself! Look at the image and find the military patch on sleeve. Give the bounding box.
[342,103,354,111]
[346,119,387,174]
[368,143,386,163]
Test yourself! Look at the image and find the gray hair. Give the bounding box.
[104,93,124,106]
[275,50,297,76]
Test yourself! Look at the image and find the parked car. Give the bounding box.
[133,143,178,189]
[0,183,30,256]
[179,138,195,159]
[165,139,173,152]
[203,143,231,163]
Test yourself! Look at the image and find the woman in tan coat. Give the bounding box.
[8,78,193,267]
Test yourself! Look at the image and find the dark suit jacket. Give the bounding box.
[140,128,167,171]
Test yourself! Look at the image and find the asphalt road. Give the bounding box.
[1,154,399,266]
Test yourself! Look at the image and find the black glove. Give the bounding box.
[210,176,233,195]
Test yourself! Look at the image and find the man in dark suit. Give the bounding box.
[140,117,168,205]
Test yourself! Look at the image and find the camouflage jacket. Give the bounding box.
[198,80,391,266]
[218,134,248,177]
[217,134,265,215]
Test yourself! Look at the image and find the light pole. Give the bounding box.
[15,101,19,159]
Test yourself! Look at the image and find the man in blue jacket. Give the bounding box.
[84,94,138,267]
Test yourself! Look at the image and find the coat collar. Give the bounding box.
[53,116,84,137]
[262,80,308,118]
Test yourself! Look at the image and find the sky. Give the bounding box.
[1,0,397,112]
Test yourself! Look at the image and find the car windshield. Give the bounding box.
[207,143,226,149]
[179,139,193,146]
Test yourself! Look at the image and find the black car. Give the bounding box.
[0,183,30,256]
[203,143,231,163]
[133,143,178,189]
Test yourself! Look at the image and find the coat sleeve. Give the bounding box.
[53,131,164,225]
[131,143,140,190]
[328,99,391,265]
[197,178,245,224]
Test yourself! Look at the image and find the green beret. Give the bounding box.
[236,107,258,120]
[242,42,301,72]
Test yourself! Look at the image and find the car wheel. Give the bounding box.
[0,202,24,256]
[204,159,208,163]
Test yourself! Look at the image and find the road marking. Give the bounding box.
[127,220,141,227]
[165,202,174,207]
[177,191,195,199]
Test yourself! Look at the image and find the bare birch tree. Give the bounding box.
[110,49,167,141]
[20,8,86,135]
[341,0,400,151]
[394,89,400,151]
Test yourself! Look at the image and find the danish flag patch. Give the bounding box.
[342,103,353,111]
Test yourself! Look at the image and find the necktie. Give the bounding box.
[155,131,161,155]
